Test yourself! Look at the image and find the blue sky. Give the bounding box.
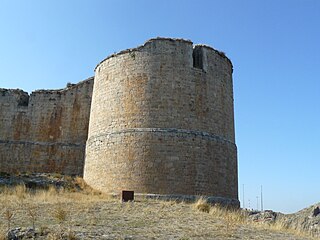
[1,0,319,213]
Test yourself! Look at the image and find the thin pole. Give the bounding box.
[256,196,259,211]
[261,185,263,211]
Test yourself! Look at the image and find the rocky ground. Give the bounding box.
[0,172,83,191]
[247,206,320,238]
[0,173,319,239]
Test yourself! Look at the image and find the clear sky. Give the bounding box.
[0,0,319,213]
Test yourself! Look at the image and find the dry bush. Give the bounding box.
[3,207,14,231]
[193,197,211,213]
[0,186,9,195]
[31,185,59,203]
[53,204,68,225]
[66,228,78,240]
[74,177,102,196]
[13,184,28,200]
[27,204,37,230]
[210,205,246,225]
[0,184,28,200]
[74,177,87,190]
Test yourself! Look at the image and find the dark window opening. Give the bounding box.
[193,46,204,69]
[17,95,29,107]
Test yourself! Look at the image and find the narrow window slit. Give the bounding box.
[193,46,204,69]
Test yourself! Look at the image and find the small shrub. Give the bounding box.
[193,198,211,213]
[48,185,58,195]
[66,228,78,240]
[74,177,87,190]
[3,208,14,231]
[210,204,246,226]
[27,205,37,230]
[33,185,58,203]
[74,177,101,196]
[14,184,28,200]
[53,204,68,224]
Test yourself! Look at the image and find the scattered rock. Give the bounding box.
[6,227,36,239]
[0,173,82,191]
[247,210,279,223]
[244,205,320,238]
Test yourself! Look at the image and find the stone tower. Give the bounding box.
[84,38,238,206]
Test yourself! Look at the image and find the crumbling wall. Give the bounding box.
[0,77,94,175]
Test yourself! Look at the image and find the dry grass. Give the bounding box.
[193,198,246,224]
[253,218,317,239]
[0,230,6,240]
[0,184,316,239]
[73,176,102,196]
[193,197,211,213]
[0,183,106,206]
[27,204,37,231]
[46,227,77,240]
[193,198,317,239]
[53,203,68,224]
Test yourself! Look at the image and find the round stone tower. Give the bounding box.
[84,38,238,206]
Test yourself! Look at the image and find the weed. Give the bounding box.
[74,177,102,196]
[14,184,28,200]
[53,204,68,225]
[3,208,14,231]
[27,204,37,230]
[210,205,246,224]
[66,228,78,240]
[193,197,210,213]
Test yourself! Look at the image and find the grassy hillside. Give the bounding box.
[0,175,317,239]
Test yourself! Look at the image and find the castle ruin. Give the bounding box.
[0,38,238,206]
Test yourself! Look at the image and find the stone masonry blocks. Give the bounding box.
[0,78,94,175]
[0,38,238,206]
[84,38,238,205]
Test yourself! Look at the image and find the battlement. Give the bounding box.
[95,37,232,72]
[0,77,94,105]
[32,77,94,94]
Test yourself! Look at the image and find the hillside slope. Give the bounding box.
[0,174,318,239]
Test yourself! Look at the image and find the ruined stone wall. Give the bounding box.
[0,78,94,175]
[84,38,238,204]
